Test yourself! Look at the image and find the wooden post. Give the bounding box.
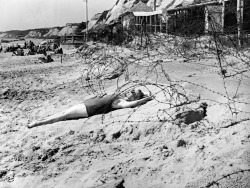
[222,0,225,33]
[155,15,157,32]
[175,12,177,30]
[167,13,169,33]
[205,6,209,33]
[241,0,244,32]
[150,15,152,32]
[139,16,140,31]
[135,16,137,30]
[237,0,243,47]
[137,16,139,31]
[147,16,150,32]
[241,0,244,21]
[160,16,162,33]
[165,15,168,33]
[86,0,88,42]
[137,16,139,30]
[141,17,143,33]
[177,11,179,28]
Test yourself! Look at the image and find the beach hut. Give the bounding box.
[119,1,166,33]
[133,10,165,33]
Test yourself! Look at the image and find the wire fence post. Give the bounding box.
[237,0,243,48]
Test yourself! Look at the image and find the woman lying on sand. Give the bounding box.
[28,89,153,128]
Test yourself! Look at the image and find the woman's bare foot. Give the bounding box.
[27,122,39,129]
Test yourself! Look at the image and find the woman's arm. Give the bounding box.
[112,96,154,109]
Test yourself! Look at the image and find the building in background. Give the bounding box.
[165,0,250,35]
[119,1,166,33]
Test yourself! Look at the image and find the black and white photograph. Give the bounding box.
[0,0,250,187]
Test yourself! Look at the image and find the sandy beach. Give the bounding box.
[0,38,250,188]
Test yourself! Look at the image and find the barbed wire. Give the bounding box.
[68,3,250,152]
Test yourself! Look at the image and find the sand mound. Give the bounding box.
[58,25,78,36]
[43,28,61,37]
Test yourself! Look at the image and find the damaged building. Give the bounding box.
[118,0,249,35]
[119,1,166,33]
[166,0,250,35]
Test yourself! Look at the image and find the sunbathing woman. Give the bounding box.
[28,90,154,128]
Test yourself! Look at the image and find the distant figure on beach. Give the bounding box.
[13,48,24,56]
[24,41,27,49]
[28,89,153,128]
[28,40,34,49]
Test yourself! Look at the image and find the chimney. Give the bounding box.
[154,0,156,11]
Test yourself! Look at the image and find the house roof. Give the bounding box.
[133,10,163,17]
[167,0,221,12]
[130,1,153,12]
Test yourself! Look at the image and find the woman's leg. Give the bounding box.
[28,103,88,128]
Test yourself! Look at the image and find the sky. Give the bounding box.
[0,0,117,31]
